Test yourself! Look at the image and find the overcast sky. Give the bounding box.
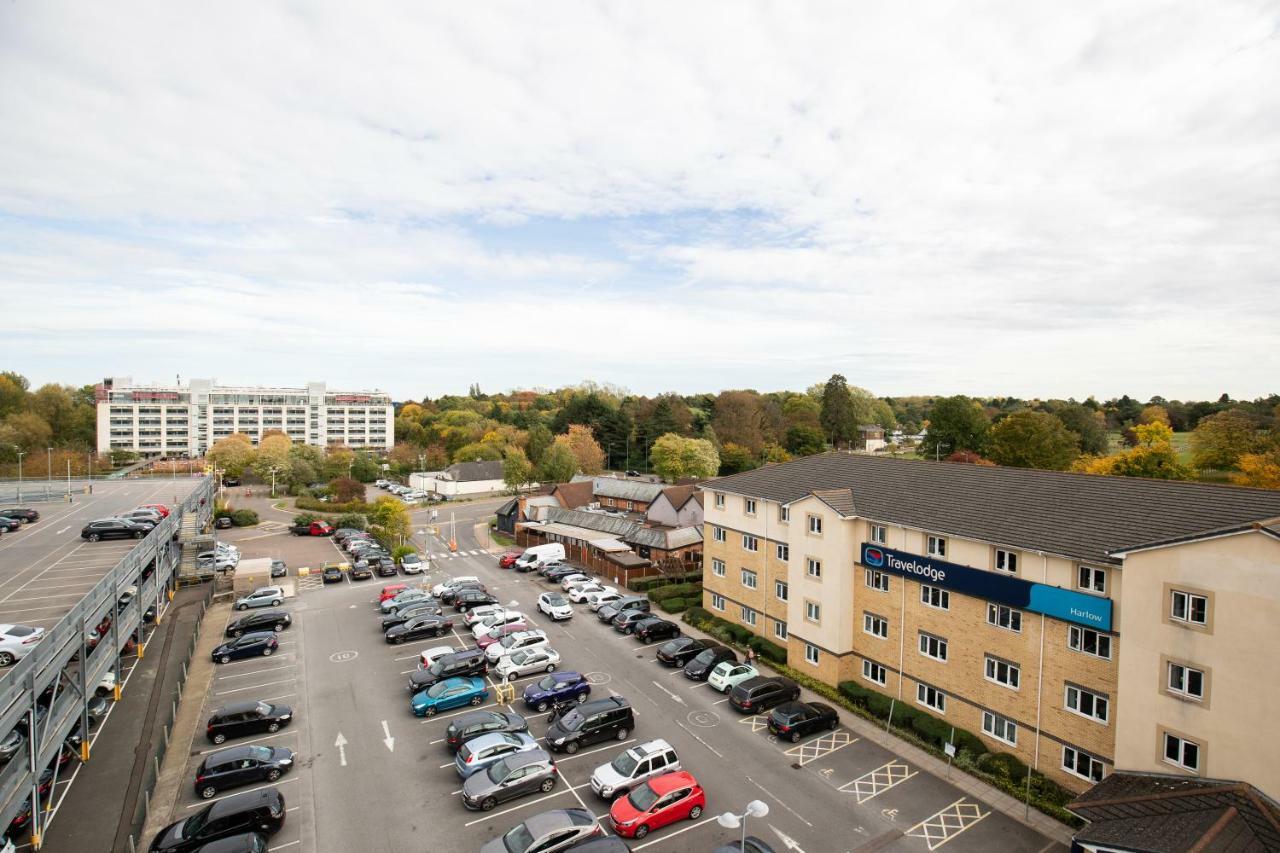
[1,2,1276,402]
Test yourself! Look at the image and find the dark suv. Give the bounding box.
[597,596,649,623]
[545,696,633,754]
[225,611,291,638]
[683,644,737,680]
[656,637,712,667]
[206,702,293,745]
[194,745,295,799]
[81,519,149,541]
[633,616,680,644]
[611,609,653,635]
[0,508,38,524]
[407,649,488,693]
[148,787,286,851]
[729,676,800,714]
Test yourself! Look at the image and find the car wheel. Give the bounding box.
[133,531,144,539]
[424,707,437,717]
[394,636,404,645]
[564,741,580,754]
[539,778,556,793]
[790,731,801,743]
[267,769,281,781]
[232,630,243,638]
[212,732,227,744]
[220,655,231,664]
[545,664,556,673]
[634,825,649,839]
[237,604,248,611]
[642,635,652,644]
[88,533,100,542]
[536,701,549,712]
[480,797,497,811]
[829,718,839,731]
[275,623,286,632]
[200,785,218,799]
[576,692,588,704]
[470,695,483,706]
[267,722,280,732]
[262,648,273,657]
[616,727,629,740]
[689,805,703,820]
[0,652,14,667]
[271,599,281,607]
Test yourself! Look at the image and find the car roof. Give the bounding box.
[464,730,526,749]
[207,786,282,817]
[647,770,696,794]
[504,748,553,770]
[205,744,266,763]
[215,700,270,715]
[524,808,594,834]
[632,738,674,758]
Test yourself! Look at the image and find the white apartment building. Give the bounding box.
[96,377,394,456]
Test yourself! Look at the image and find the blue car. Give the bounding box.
[453,731,540,778]
[522,671,591,712]
[411,677,489,717]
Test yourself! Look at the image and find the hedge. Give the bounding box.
[746,635,787,663]
[656,597,690,613]
[295,496,373,514]
[649,582,701,603]
[626,571,704,593]
[228,509,259,527]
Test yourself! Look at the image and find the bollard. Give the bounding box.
[80,739,90,762]
[114,684,122,702]
[163,724,169,748]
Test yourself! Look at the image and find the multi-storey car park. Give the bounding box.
[95,377,394,458]
[699,452,1280,800]
[0,477,211,846]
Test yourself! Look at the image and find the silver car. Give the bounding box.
[0,624,44,667]
[589,738,680,799]
[454,731,540,778]
[480,808,601,853]
[234,586,284,611]
[462,749,558,812]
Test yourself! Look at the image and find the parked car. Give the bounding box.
[494,648,560,681]
[546,566,586,584]
[214,516,234,530]
[537,592,574,621]
[485,630,549,663]
[728,676,801,714]
[194,745,294,799]
[479,808,600,853]
[707,661,759,693]
[378,583,409,602]
[454,731,541,778]
[445,710,529,753]
[498,549,524,569]
[590,739,680,800]
[472,621,527,649]
[454,589,499,612]
[462,749,558,811]
[385,615,453,645]
[608,770,705,839]
[224,611,290,638]
[711,838,777,853]
[120,508,164,527]
[611,609,652,635]
[569,583,615,603]
[432,575,480,596]
[371,557,397,578]
[0,518,21,534]
[464,604,510,627]
[587,591,623,612]
[148,787,286,852]
[545,696,633,754]
[288,521,333,536]
[0,625,44,667]
[683,645,737,680]
[407,649,489,693]
[380,590,432,614]
[597,597,648,624]
[522,671,590,713]
[349,562,374,581]
[235,587,284,611]
[655,637,711,668]
[269,560,287,579]
[400,552,424,574]
[767,701,840,742]
[633,617,680,644]
[439,582,486,605]
[81,518,149,541]
[410,677,488,717]
[0,508,39,524]
[380,602,444,630]
[212,632,278,664]
[321,565,345,584]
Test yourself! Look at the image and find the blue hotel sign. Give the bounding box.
[860,544,1113,632]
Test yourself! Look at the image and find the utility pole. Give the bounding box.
[66,459,71,498]
[46,447,52,494]
[15,448,25,503]
[269,466,279,498]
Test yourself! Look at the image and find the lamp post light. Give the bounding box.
[46,447,53,493]
[13,448,25,503]
[717,800,769,849]
[269,466,279,498]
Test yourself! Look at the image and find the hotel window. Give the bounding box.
[773,620,788,641]
[745,499,757,516]
[806,558,822,579]
[982,712,1017,746]
[1163,731,1201,773]
[740,606,757,626]
[987,604,1022,632]
[1065,684,1109,724]
[916,683,946,713]
[1068,626,1111,660]
[712,527,726,543]
[920,585,949,610]
[804,643,820,666]
[741,569,758,590]
[865,569,889,592]
[1170,589,1208,626]
[776,543,789,561]
[918,632,948,662]
[808,515,822,535]
[984,655,1020,689]
[1078,565,1106,595]
[774,581,789,602]
[711,593,726,611]
[1063,746,1105,783]
[1167,662,1205,701]
[805,601,821,623]
[742,534,759,552]
[711,559,725,577]
[870,524,887,544]
[926,535,947,557]
[862,660,887,685]
[714,493,725,509]
[995,549,1018,574]
[778,505,790,523]
[864,613,889,638]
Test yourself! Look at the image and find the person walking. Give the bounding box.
[744,647,756,666]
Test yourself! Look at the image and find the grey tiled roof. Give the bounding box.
[445,460,505,482]
[703,453,1280,565]
[543,507,702,551]
[592,477,666,503]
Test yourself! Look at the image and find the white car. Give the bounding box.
[558,574,591,591]
[471,611,525,638]
[537,592,573,621]
[96,669,118,697]
[485,630,549,663]
[587,591,623,612]
[418,645,459,670]
[432,576,480,597]
[464,605,509,627]
[0,624,44,666]
[569,583,615,604]
[375,479,389,488]
[494,647,561,681]
[590,739,681,800]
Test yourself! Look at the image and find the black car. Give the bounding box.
[0,727,26,765]
[148,787,285,852]
[186,835,269,853]
[729,676,801,714]
[322,565,344,584]
[0,517,20,534]
[223,477,240,487]
[81,518,149,541]
[545,696,634,754]
[683,645,736,680]
[712,838,777,853]
[439,583,485,605]
[597,596,648,623]
[225,611,291,638]
[611,609,652,635]
[194,745,295,799]
[385,615,453,644]
[0,508,38,524]
[633,617,680,644]
[349,562,373,581]
[454,589,498,612]
[380,602,444,630]
[215,517,234,530]
[545,565,585,582]
[269,560,287,578]
[407,649,488,692]
[444,710,529,752]
[766,701,839,743]
[212,632,279,664]
[655,637,712,667]
[372,558,398,578]
[206,702,293,745]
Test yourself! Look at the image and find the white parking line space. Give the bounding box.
[905,798,990,850]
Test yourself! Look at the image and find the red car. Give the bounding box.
[379,584,410,603]
[609,770,706,839]
[498,549,524,569]
[141,503,171,518]
[474,622,529,649]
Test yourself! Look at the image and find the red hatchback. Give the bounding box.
[498,549,524,569]
[609,770,705,839]
[141,503,171,518]
[474,622,529,649]
[379,583,410,603]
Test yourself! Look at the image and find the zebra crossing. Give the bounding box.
[427,549,487,559]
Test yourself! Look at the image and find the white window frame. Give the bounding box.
[984,655,1021,690]
[995,549,1018,574]
[742,534,759,552]
[804,643,819,666]
[741,569,758,590]
[982,711,1017,746]
[714,492,725,509]
[916,683,946,713]
[744,498,757,516]
[1068,626,1112,660]
[1170,589,1208,626]
[778,505,790,523]
[986,603,1022,633]
[1078,565,1106,595]
[1167,662,1205,701]
[864,613,888,639]
[1065,684,1110,724]
[710,593,726,611]
[1062,746,1105,783]
[773,620,788,641]
[870,524,887,545]
[920,585,950,610]
[1163,732,1201,773]
[806,558,822,579]
[776,543,789,561]
[927,535,947,557]
[865,569,889,592]
[805,601,821,624]
[711,558,725,577]
[712,526,726,543]
[740,605,757,626]
[808,515,823,535]
[918,632,948,662]
[774,580,788,602]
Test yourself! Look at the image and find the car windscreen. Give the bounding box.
[547,595,566,605]
[426,681,452,698]
[692,648,719,665]
[5,626,36,638]
[535,675,557,691]
[488,757,514,783]
[610,750,639,776]
[255,702,273,716]
[627,781,659,811]
[503,823,534,853]
[248,745,274,761]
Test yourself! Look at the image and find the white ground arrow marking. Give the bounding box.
[770,825,805,851]
[651,680,686,706]
[381,720,395,752]
[334,732,348,766]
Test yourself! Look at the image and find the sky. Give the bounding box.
[1,1,1277,402]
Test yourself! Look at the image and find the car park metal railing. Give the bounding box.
[0,476,213,844]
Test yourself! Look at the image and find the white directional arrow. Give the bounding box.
[381,720,395,752]
[770,824,805,851]
[334,732,348,767]
[651,680,686,706]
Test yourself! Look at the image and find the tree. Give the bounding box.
[350,452,382,482]
[987,412,1079,470]
[649,434,720,482]
[711,391,766,454]
[718,443,759,475]
[1138,405,1171,426]
[525,424,553,466]
[536,441,578,483]
[559,425,605,475]
[594,408,634,470]
[452,442,503,463]
[28,385,79,443]
[367,496,410,547]
[252,432,293,483]
[1054,404,1109,455]
[502,447,533,490]
[0,411,53,452]
[328,477,364,503]
[781,394,822,429]
[945,450,995,465]
[1231,449,1280,489]
[1190,409,1259,470]
[784,425,826,457]
[1073,422,1191,480]
[761,444,791,464]
[923,396,990,458]
[322,447,355,480]
[819,374,857,447]
[0,372,29,419]
[207,433,255,477]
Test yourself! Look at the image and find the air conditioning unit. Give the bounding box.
[588,502,600,510]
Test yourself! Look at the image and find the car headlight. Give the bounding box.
[553,737,566,746]
[279,715,291,721]
[280,758,293,765]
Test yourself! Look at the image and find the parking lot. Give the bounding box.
[152,511,1065,853]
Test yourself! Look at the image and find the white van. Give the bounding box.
[513,543,566,572]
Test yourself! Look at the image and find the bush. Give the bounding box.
[909,713,951,748]
[952,729,987,758]
[657,597,689,613]
[683,606,711,628]
[229,509,259,527]
[649,582,702,603]
[391,545,415,562]
[336,513,368,531]
[978,752,1029,783]
[293,513,320,526]
[627,571,704,593]
[295,496,371,514]
[747,636,787,663]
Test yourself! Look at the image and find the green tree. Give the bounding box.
[558,425,605,475]
[649,433,720,482]
[1053,404,1109,455]
[252,432,293,484]
[322,447,355,480]
[452,442,503,463]
[536,441,578,483]
[923,396,990,458]
[367,496,411,547]
[1190,408,1258,470]
[711,391,766,454]
[784,425,826,456]
[208,433,255,477]
[29,385,78,443]
[718,442,759,475]
[819,374,857,446]
[0,411,53,452]
[350,452,381,482]
[502,447,533,490]
[594,408,634,470]
[0,373,29,419]
[986,412,1079,470]
[525,423,553,466]
[1073,422,1191,480]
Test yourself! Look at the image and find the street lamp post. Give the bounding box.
[14,448,25,504]
[46,447,52,495]
[269,466,279,498]
[717,800,769,849]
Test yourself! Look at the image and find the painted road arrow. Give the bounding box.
[334,732,348,767]
[651,680,685,706]
[381,720,395,752]
[770,824,805,851]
